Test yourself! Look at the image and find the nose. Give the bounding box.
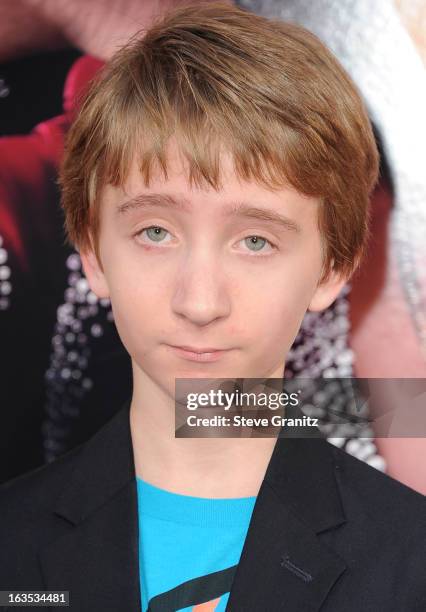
[171,251,231,327]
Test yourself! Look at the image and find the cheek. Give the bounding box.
[248,274,315,347]
[105,246,168,309]
[258,298,303,346]
[105,268,166,355]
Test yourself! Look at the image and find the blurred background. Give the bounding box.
[1,0,425,493]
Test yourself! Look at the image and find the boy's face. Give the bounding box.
[81,139,347,397]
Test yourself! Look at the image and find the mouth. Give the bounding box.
[166,344,233,363]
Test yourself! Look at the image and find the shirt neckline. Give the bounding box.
[136,476,257,528]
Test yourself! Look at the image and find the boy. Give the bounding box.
[0,2,424,611]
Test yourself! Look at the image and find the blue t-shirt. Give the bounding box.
[136,477,257,611]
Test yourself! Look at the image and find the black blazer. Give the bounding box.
[0,399,425,611]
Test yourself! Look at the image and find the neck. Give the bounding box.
[129,363,284,498]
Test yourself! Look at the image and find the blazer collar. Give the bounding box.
[39,399,140,611]
[40,399,347,611]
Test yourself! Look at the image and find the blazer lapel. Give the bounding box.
[39,400,347,612]
[39,398,141,612]
[226,432,348,611]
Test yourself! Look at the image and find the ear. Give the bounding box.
[79,246,110,299]
[308,268,349,312]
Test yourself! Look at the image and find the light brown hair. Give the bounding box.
[59,0,379,283]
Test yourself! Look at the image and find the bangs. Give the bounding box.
[98,79,317,199]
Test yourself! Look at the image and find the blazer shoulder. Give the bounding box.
[328,440,425,532]
[0,442,84,521]
[0,401,131,532]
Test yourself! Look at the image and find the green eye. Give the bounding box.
[244,236,268,251]
[145,227,169,242]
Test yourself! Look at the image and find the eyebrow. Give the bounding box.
[116,193,302,233]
